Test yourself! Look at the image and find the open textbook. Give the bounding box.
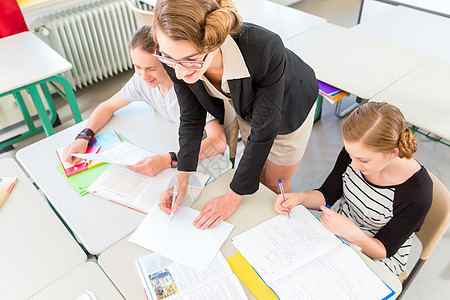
[231,205,394,300]
[135,252,247,300]
[0,177,18,209]
[87,164,210,213]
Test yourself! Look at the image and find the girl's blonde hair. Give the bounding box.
[342,102,417,159]
[154,0,241,53]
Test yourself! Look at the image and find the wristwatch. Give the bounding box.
[169,152,178,168]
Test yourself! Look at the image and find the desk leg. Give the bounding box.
[13,90,36,131]
[27,85,55,136]
[335,96,366,118]
[48,75,82,123]
[314,95,323,122]
[39,82,58,125]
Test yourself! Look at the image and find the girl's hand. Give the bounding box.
[320,206,360,240]
[127,154,171,177]
[63,139,89,165]
[274,192,302,215]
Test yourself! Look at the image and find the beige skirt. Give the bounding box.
[238,102,316,166]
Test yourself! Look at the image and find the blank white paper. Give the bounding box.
[129,206,234,270]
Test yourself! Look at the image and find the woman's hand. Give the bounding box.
[158,172,190,215]
[193,188,244,230]
[320,206,360,241]
[274,192,302,215]
[63,139,89,165]
[127,154,171,177]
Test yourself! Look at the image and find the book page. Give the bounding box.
[271,243,394,300]
[129,206,234,271]
[0,177,18,207]
[73,141,154,166]
[232,205,341,284]
[172,274,247,300]
[87,165,148,205]
[136,253,246,300]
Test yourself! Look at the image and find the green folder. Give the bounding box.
[56,133,131,195]
[56,163,110,195]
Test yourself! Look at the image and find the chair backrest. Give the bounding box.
[416,171,450,260]
[127,1,155,28]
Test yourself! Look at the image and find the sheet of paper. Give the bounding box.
[73,141,154,166]
[232,205,342,284]
[271,243,394,300]
[129,206,234,271]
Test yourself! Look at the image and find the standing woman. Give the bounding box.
[156,0,318,228]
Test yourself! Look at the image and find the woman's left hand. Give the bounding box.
[320,206,360,241]
[193,188,244,230]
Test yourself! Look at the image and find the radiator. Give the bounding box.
[39,0,153,90]
[269,0,303,6]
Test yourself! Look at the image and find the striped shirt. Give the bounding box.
[318,148,432,275]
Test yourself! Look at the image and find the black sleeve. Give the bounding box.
[374,166,433,257]
[163,65,206,172]
[317,147,352,206]
[230,32,286,195]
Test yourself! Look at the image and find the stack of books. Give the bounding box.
[318,80,349,103]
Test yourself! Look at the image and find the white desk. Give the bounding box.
[0,31,82,146]
[285,23,429,100]
[98,170,402,299]
[0,158,86,300]
[16,102,231,255]
[368,0,450,17]
[371,59,450,141]
[30,262,124,300]
[353,5,450,65]
[235,0,326,41]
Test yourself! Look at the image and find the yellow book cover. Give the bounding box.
[227,252,279,300]
[0,177,18,208]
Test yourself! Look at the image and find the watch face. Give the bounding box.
[172,161,178,168]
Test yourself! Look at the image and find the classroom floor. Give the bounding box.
[1,0,449,299]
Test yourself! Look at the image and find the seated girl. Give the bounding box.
[274,102,432,276]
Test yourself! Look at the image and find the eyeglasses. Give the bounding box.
[153,42,208,70]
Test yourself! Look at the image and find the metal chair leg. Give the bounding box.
[335,97,366,118]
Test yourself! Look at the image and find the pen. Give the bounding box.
[278,179,290,218]
[170,181,178,222]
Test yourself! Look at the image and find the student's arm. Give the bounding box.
[320,206,388,259]
[128,119,226,176]
[63,91,130,164]
[198,119,227,160]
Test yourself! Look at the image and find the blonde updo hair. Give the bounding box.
[154,0,242,53]
[342,102,417,159]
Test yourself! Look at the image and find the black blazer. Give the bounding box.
[164,23,318,195]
